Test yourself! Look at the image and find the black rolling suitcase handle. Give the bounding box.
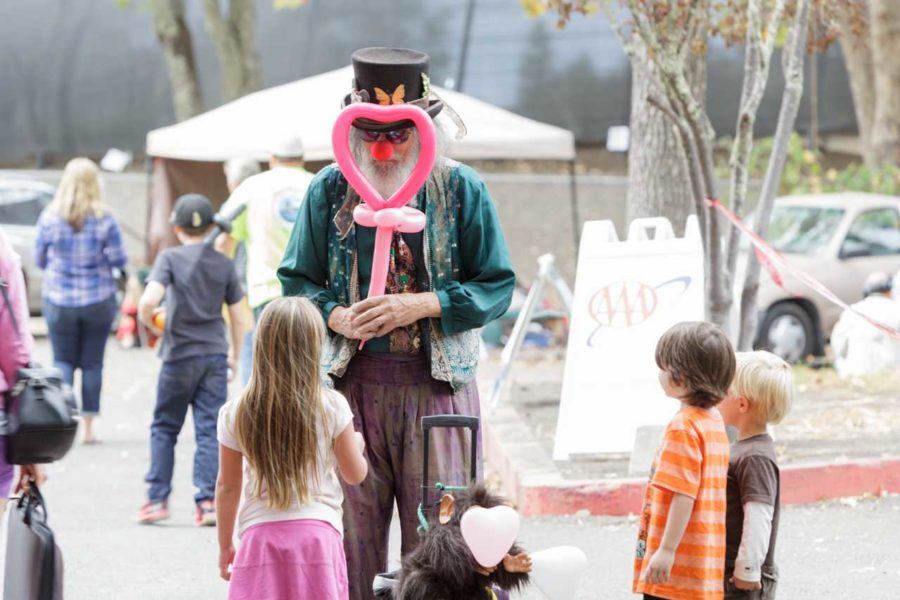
[421,415,479,517]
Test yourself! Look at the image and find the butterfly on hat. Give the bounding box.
[374,85,406,106]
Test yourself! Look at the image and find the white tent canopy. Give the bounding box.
[146,66,575,162]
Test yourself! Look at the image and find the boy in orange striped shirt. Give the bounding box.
[634,321,735,600]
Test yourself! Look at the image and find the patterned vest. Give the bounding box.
[320,160,480,392]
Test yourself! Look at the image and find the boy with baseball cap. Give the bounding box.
[136,194,246,526]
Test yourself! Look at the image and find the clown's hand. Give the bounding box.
[328,306,363,340]
[350,293,440,340]
[503,552,533,573]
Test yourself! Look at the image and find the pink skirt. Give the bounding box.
[228,519,349,600]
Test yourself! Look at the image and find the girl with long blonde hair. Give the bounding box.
[35,157,127,443]
[216,297,367,599]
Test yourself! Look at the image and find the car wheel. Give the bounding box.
[759,303,816,363]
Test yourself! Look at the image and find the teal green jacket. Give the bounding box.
[277,160,515,390]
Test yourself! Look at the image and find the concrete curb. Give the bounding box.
[484,405,900,516]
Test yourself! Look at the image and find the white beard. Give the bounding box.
[350,130,421,201]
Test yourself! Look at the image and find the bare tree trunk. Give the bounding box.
[626,47,706,236]
[738,0,810,350]
[835,0,876,165]
[626,0,731,327]
[668,74,726,326]
[233,0,261,93]
[725,0,786,309]
[203,0,262,102]
[153,0,204,121]
[869,0,900,166]
[691,113,729,328]
[809,48,819,150]
[670,70,724,326]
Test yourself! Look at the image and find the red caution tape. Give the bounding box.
[754,246,788,292]
[706,198,900,342]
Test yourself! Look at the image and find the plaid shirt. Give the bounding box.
[35,211,128,307]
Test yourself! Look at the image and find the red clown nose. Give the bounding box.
[371,140,394,161]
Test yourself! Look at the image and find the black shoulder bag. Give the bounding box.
[0,277,78,464]
[4,482,64,600]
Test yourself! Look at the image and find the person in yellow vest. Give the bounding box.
[217,137,314,383]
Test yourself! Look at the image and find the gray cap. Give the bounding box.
[269,133,305,159]
[224,157,261,186]
[863,271,893,297]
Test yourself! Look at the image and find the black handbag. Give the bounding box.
[4,482,64,600]
[0,278,79,465]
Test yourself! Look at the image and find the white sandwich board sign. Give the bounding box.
[553,216,705,459]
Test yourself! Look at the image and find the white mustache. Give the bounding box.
[351,134,419,199]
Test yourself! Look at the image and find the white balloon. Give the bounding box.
[529,546,588,600]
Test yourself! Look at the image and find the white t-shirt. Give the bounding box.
[217,389,354,537]
[831,295,900,378]
[222,166,315,309]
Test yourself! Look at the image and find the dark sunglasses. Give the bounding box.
[360,128,412,144]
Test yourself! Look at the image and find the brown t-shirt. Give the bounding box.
[725,433,781,578]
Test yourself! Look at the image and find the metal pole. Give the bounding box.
[489,265,546,411]
[569,158,581,259]
[808,2,819,151]
[456,0,477,91]
[145,157,154,264]
[809,51,819,151]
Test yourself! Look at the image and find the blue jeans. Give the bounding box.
[239,330,253,387]
[43,296,117,415]
[145,353,227,504]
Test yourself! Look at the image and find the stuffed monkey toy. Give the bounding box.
[395,484,531,600]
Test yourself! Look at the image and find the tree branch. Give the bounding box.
[203,0,259,101]
[648,93,708,243]
[725,0,788,294]
[231,0,260,93]
[738,0,810,350]
[602,1,637,59]
[629,0,722,321]
[153,0,203,120]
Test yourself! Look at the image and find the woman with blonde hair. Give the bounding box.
[35,157,128,444]
[216,296,368,599]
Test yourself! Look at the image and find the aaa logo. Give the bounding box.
[586,277,692,346]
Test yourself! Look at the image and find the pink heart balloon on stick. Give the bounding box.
[332,103,437,301]
[460,505,521,568]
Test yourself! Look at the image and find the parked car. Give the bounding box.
[754,193,900,362]
[0,178,54,314]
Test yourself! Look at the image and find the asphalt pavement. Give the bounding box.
[19,338,900,600]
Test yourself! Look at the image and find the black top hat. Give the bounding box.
[343,47,443,132]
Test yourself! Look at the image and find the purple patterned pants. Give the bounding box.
[335,352,482,600]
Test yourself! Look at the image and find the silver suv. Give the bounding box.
[755,193,900,362]
[0,178,54,314]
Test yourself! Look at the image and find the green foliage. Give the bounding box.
[526,0,856,52]
[741,133,900,196]
[115,0,306,10]
[273,0,308,8]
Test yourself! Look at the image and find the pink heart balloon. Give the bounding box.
[332,103,437,212]
[331,103,437,307]
[460,505,521,568]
